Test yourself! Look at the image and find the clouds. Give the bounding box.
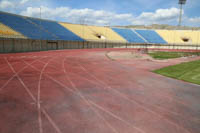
[141,8,180,21]
[20,6,182,26]
[0,0,32,10]
[20,0,29,5]
[20,6,133,25]
[189,17,200,23]
[132,7,180,25]
[0,0,15,9]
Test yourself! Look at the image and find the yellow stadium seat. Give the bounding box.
[156,30,200,45]
[0,23,26,38]
[60,23,127,42]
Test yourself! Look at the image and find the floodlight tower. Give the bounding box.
[178,0,187,26]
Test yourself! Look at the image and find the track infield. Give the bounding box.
[0,49,200,133]
[154,60,200,85]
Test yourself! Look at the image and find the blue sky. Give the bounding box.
[0,0,200,26]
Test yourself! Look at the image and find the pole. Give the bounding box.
[105,22,109,48]
[40,7,42,51]
[178,4,183,26]
[83,18,85,48]
[105,24,107,47]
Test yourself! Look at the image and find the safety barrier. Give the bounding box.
[0,38,200,53]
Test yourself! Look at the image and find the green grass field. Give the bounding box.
[148,51,200,60]
[154,60,200,85]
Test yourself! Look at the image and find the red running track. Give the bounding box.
[0,49,200,133]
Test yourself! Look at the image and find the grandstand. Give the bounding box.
[27,17,83,41]
[156,30,200,45]
[112,28,146,43]
[0,11,83,41]
[135,29,167,44]
[60,23,126,42]
[0,23,26,38]
[0,11,200,53]
[0,12,51,40]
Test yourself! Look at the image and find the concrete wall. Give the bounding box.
[0,38,200,53]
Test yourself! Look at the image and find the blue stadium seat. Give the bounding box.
[135,30,167,44]
[112,28,146,43]
[0,12,55,40]
[0,11,84,41]
[27,17,84,41]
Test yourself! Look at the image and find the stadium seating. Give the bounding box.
[0,12,55,40]
[60,23,126,42]
[135,30,167,44]
[60,23,100,40]
[27,18,84,41]
[0,11,83,40]
[156,30,200,45]
[0,23,26,38]
[87,25,126,42]
[112,28,146,43]
[183,31,200,45]
[1,11,199,45]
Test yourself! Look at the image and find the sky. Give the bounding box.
[0,0,200,26]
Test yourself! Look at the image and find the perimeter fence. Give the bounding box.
[0,38,200,53]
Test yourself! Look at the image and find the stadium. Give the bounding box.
[0,11,200,52]
[0,0,200,133]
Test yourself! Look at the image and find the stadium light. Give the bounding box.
[178,0,187,26]
[179,0,186,4]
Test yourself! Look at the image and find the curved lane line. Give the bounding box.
[0,57,43,91]
[11,56,63,133]
[31,57,146,133]
[62,58,119,133]
[75,59,192,133]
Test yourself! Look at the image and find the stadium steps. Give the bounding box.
[131,29,148,43]
[112,28,146,43]
[135,30,167,44]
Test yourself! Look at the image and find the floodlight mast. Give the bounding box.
[178,0,187,26]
